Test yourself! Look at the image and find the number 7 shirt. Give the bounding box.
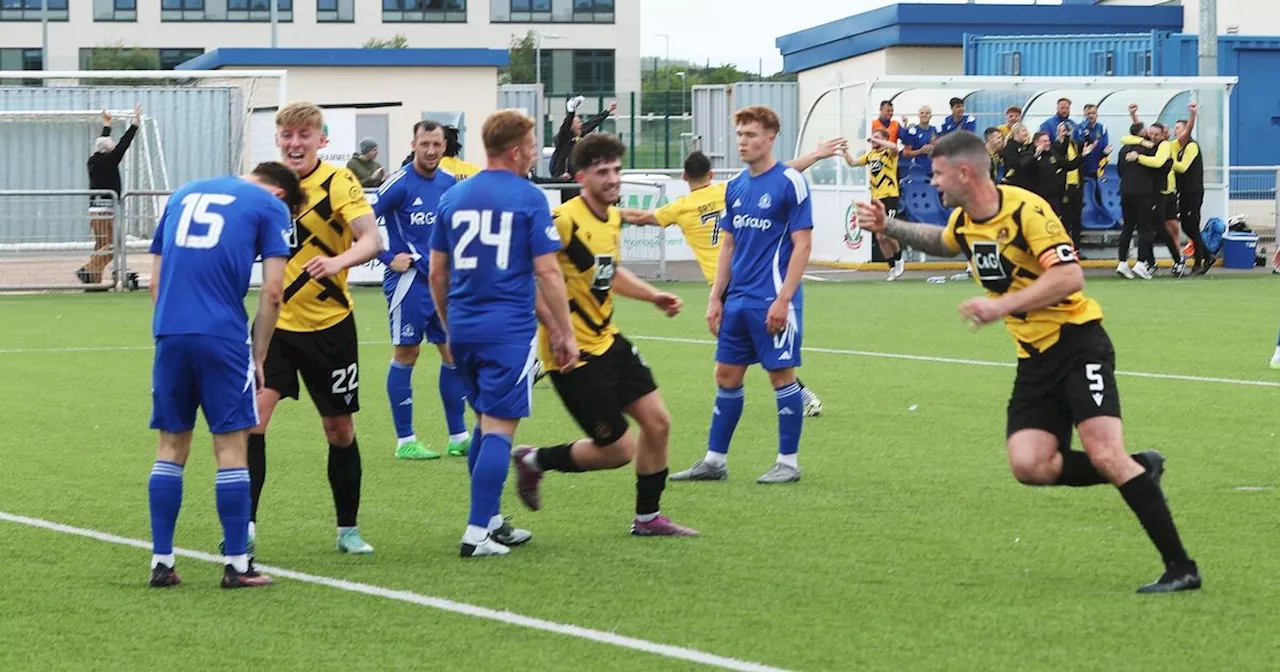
[940,185,1104,357]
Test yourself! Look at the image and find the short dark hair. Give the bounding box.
[879,100,893,109]
[1084,103,1098,112]
[413,120,443,138]
[570,133,626,173]
[983,126,1002,140]
[1005,106,1022,115]
[1130,122,1145,135]
[251,161,306,217]
[1057,97,1072,105]
[949,97,964,107]
[930,131,993,177]
[683,150,712,180]
[1176,118,1189,126]
[444,125,462,158]
[1151,122,1167,132]
[1032,130,1050,143]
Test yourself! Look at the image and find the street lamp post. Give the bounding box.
[675,71,687,115]
[655,33,670,102]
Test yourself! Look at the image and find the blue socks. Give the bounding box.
[775,382,804,458]
[215,468,252,558]
[466,426,481,475]
[148,461,184,561]
[705,386,745,463]
[439,363,468,437]
[468,433,512,529]
[387,360,415,440]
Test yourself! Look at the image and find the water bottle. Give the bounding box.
[926,276,947,284]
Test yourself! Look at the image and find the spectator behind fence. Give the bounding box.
[871,100,901,144]
[1039,98,1076,139]
[997,106,1023,138]
[1075,103,1111,181]
[79,104,141,286]
[902,106,938,176]
[347,138,387,188]
[1001,123,1033,190]
[549,96,617,180]
[939,97,977,136]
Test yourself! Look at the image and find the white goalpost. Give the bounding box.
[0,69,287,291]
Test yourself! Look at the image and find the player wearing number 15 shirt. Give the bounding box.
[251,102,386,557]
[146,162,303,589]
[428,110,577,559]
[855,130,1200,594]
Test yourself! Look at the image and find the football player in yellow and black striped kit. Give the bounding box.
[511,134,699,537]
[249,102,386,556]
[843,128,903,280]
[855,131,1201,594]
[620,144,843,417]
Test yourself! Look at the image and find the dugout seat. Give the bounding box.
[1083,169,1123,230]
[901,178,948,227]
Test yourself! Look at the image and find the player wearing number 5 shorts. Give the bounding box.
[511,134,699,538]
[248,102,386,556]
[855,130,1200,594]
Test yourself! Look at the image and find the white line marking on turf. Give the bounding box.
[0,511,788,672]
[7,337,1280,391]
[628,335,1280,389]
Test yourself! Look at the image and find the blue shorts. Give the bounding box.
[451,340,538,420]
[151,334,258,434]
[715,301,803,371]
[385,268,446,347]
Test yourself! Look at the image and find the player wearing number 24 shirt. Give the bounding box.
[855,130,1200,594]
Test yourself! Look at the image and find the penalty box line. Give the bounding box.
[0,511,789,672]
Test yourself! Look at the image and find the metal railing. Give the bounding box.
[1225,166,1280,241]
[0,189,125,292]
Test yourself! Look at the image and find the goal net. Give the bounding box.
[0,69,285,291]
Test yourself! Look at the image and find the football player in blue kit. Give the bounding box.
[671,105,814,485]
[429,110,578,558]
[375,121,471,461]
[146,162,304,589]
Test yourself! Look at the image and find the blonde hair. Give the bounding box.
[482,109,534,157]
[733,105,781,134]
[275,102,325,131]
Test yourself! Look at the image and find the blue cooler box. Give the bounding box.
[1221,232,1259,269]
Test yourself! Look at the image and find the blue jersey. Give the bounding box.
[429,170,561,345]
[940,114,977,136]
[1073,120,1109,176]
[903,124,939,174]
[374,164,457,277]
[1039,114,1076,139]
[722,162,813,309]
[150,175,292,342]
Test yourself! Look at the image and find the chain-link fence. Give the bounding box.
[0,190,126,291]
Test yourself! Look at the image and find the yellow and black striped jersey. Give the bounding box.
[538,196,621,369]
[855,148,899,200]
[654,182,726,285]
[440,156,481,181]
[280,161,374,332]
[941,185,1104,358]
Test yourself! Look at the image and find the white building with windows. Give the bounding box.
[0,0,639,100]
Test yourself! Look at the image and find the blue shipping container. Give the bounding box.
[964,31,1168,76]
[1157,34,1280,168]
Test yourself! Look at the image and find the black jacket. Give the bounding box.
[1117,140,1160,197]
[1000,140,1034,189]
[87,124,137,196]
[1028,142,1081,209]
[548,108,610,179]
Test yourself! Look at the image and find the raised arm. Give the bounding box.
[856,200,959,257]
[786,137,847,173]
[619,207,661,226]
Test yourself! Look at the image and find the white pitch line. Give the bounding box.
[7,336,1280,390]
[0,511,788,672]
[629,335,1280,389]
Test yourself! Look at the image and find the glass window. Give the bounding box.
[383,0,466,22]
[158,48,205,70]
[317,0,351,21]
[0,48,44,84]
[496,0,608,23]
[572,49,615,96]
[1,0,68,20]
[167,0,292,21]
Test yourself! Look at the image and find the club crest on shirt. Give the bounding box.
[758,193,772,209]
[997,227,1012,244]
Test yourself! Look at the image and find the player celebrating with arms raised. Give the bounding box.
[671,105,814,485]
[429,110,578,558]
[856,131,1200,593]
[146,162,304,588]
[511,134,698,537]
[249,102,385,556]
[376,121,470,461]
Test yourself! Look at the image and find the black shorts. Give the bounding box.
[1006,321,1121,447]
[1160,192,1179,222]
[548,334,657,447]
[263,313,361,417]
[880,196,901,219]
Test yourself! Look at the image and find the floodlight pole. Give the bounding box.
[1199,0,1222,188]
[41,0,49,70]
[270,0,279,48]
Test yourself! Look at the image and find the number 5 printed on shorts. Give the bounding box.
[1085,363,1105,407]
[332,363,359,406]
